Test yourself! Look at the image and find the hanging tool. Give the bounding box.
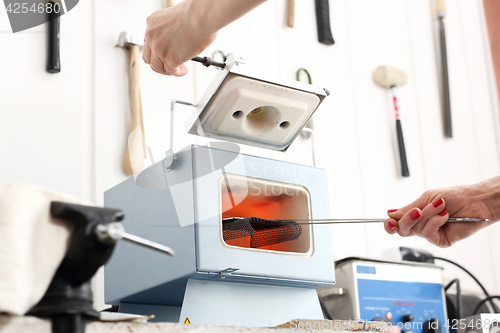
[287,0,294,28]
[117,32,146,176]
[314,0,334,45]
[47,0,61,73]
[373,66,410,177]
[436,0,452,137]
[163,0,175,8]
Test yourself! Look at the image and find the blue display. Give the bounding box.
[357,279,447,333]
[357,266,377,274]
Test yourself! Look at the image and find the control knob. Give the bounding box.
[402,314,414,323]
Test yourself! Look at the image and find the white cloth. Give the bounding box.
[0,183,89,315]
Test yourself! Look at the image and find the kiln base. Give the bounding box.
[119,279,324,327]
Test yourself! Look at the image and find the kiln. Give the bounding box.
[104,54,335,327]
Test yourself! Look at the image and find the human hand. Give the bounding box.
[142,0,218,76]
[384,184,493,248]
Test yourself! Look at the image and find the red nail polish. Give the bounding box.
[388,222,396,231]
[439,210,448,217]
[432,197,444,208]
[410,209,421,220]
[388,209,398,213]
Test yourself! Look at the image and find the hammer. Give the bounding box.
[373,66,410,177]
[117,32,146,176]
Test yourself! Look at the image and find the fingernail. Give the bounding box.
[439,210,448,217]
[388,209,398,213]
[388,222,396,231]
[410,209,421,220]
[432,197,444,208]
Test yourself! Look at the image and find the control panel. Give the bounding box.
[358,278,446,333]
[319,259,448,333]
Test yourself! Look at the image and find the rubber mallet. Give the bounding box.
[373,66,410,177]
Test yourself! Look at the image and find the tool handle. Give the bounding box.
[314,0,334,45]
[47,1,60,73]
[439,19,452,137]
[123,45,145,176]
[191,56,226,69]
[165,0,175,7]
[396,119,410,177]
[436,0,446,14]
[287,0,294,28]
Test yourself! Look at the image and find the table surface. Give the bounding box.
[0,315,387,333]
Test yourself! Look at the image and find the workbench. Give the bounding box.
[0,315,386,333]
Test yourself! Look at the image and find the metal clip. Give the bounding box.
[317,287,345,300]
[163,149,177,172]
[218,268,239,279]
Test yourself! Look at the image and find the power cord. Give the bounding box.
[400,247,498,313]
[473,296,500,315]
[433,256,498,313]
[444,279,462,319]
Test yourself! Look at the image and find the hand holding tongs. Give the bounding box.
[223,216,488,226]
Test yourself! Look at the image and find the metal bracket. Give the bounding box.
[300,127,316,167]
[163,149,177,172]
[317,287,345,300]
[170,99,196,151]
[218,268,239,279]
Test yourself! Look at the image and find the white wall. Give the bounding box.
[1,0,499,310]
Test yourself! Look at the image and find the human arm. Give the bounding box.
[143,0,267,76]
[383,176,500,248]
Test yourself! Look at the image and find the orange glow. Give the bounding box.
[222,194,287,250]
[221,185,311,253]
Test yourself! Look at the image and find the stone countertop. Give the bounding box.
[0,316,388,333]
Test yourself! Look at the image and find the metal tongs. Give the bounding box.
[223,217,488,225]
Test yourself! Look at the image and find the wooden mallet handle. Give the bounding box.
[123,45,145,176]
[436,0,445,14]
[287,0,294,28]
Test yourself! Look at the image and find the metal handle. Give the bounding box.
[438,17,452,138]
[396,119,410,177]
[96,223,175,256]
[47,1,60,73]
[314,0,334,45]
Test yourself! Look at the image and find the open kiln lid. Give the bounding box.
[185,54,330,151]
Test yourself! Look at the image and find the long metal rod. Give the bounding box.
[223,217,488,225]
[121,231,176,256]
